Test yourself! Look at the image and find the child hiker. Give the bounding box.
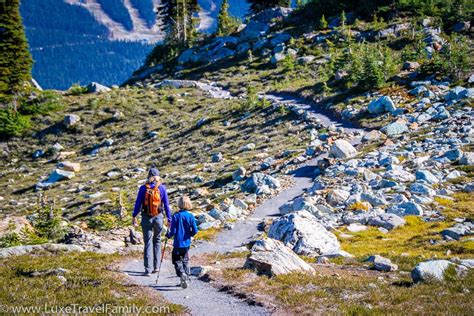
[166,195,198,289]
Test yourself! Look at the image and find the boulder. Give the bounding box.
[367,213,406,231]
[241,173,280,194]
[268,211,341,256]
[367,255,398,272]
[387,202,424,216]
[271,53,286,64]
[381,121,408,136]
[86,82,111,93]
[411,260,460,283]
[211,152,223,163]
[460,152,474,166]
[240,20,269,41]
[244,238,315,276]
[37,169,75,189]
[403,61,420,70]
[415,169,439,184]
[362,130,384,143]
[444,148,463,162]
[63,114,80,127]
[368,96,396,114]
[232,167,246,181]
[445,86,471,101]
[329,139,357,159]
[409,182,436,196]
[57,161,81,173]
[326,189,350,206]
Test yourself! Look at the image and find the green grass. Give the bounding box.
[0,252,183,314]
[339,215,474,271]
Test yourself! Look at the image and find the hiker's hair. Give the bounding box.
[178,195,192,210]
[148,175,161,184]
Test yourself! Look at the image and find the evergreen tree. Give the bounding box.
[319,14,328,29]
[158,0,199,47]
[0,0,33,101]
[248,0,289,13]
[217,0,238,36]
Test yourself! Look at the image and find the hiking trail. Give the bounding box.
[122,82,364,315]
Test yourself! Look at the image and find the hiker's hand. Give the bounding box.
[132,217,138,227]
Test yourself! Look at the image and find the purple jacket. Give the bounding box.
[133,182,171,222]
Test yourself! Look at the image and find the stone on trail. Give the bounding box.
[329,139,358,159]
[241,173,280,194]
[367,255,398,272]
[244,238,315,277]
[268,210,341,257]
[367,213,406,231]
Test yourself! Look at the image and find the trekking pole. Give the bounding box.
[156,234,169,285]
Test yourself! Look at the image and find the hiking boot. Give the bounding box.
[152,269,158,274]
[180,274,188,289]
[143,272,152,277]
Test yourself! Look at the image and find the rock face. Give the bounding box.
[241,173,280,194]
[244,238,315,276]
[268,211,341,257]
[330,139,357,159]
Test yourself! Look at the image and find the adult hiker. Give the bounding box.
[166,195,198,289]
[132,167,172,276]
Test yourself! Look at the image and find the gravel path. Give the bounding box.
[121,88,364,315]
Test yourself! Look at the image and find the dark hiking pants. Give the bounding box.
[141,213,163,274]
[172,247,190,278]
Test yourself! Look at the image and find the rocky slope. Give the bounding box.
[1,3,474,314]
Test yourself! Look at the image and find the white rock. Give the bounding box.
[330,139,357,159]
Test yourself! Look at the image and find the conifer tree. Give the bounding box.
[0,0,33,101]
[217,0,238,36]
[158,0,199,47]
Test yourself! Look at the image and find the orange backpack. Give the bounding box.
[143,183,162,217]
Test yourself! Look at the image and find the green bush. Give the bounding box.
[421,35,470,81]
[0,232,22,248]
[0,107,31,138]
[88,214,118,231]
[30,208,67,241]
[66,84,88,96]
[20,90,64,115]
[347,42,399,90]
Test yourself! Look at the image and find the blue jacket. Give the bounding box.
[166,210,198,248]
[133,182,172,223]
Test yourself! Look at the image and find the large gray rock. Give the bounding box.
[268,211,341,257]
[460,152,474,166]
[0,243,85,258]
[326,189,350,206]
[240,20,270,41]
[241,173,280,194]
[329,139,357,159]
[36,169,76,189]
[245,238,315,276]
[367,255,398,272]
[381,121,408,136]
[387,202,424,217]
[368,96,396,114]
[64,114,80,127]
[86,82,111,93]
[411,260,468,283]
[368,213,406,231]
